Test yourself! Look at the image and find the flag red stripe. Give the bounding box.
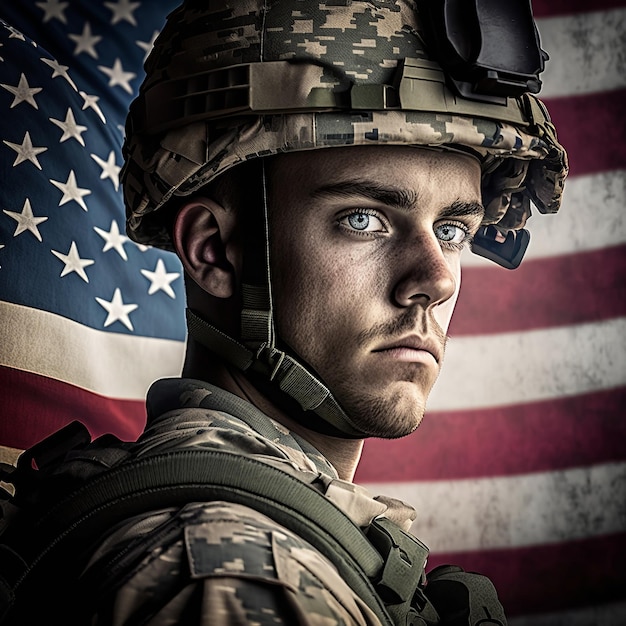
[532,0,626,17]
[357,388,626,481]
[450,246,626,336]
[545,89,626,177]
[0,365,146,449]
[429,532,626,617]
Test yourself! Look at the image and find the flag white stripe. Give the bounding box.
[0,301,185,400]
[4,303,625,411]
[365,462,626,552]
[462,170,626,267]
[537,8,626,98]
[429,317,626,411]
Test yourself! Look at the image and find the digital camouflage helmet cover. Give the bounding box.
[122,0,568,437]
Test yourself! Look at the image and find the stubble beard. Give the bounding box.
[337,382,429,438]
[329,311,449,439]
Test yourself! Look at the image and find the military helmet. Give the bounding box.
[121,0,568,437]
[123,0,567,266]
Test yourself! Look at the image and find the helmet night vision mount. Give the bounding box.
[421,0,547,103]
[421,0,549,268]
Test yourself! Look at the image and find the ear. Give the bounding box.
[172,197,239,299]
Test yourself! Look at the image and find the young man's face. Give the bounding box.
[268,146,483,438]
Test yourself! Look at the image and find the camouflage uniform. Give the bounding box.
[83,3,567,623]
[82,378,416,625]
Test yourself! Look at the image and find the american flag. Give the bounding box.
[0,0,185,448]
[0,1,624,624]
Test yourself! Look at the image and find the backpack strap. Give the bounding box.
[1,442,437,625]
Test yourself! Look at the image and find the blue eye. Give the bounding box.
[349,213,370,230]
[340,211,387,233]
[435,223,468,244]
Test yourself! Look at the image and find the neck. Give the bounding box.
[183,339,364,481]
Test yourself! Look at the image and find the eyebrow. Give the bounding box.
[314,181,418,212]
[313,180,485,219]
[440,200,485,220]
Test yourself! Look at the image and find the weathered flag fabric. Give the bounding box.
[0,1,624,625]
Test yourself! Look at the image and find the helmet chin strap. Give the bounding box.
[186,161,366,439]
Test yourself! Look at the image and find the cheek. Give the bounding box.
[272,245,375,351]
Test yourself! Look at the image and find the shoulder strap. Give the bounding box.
[1,446,436,625]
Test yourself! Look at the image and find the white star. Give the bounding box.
[1,73,42,109]
[5,25,25,42]
[140,259,180,298]
[49,170,91,211]
[94,220,128,260]
[95,288,138,331]
[35,0,69,23]
[3,199,48,241]
[3,131,47,169]
[79,91,106,124]
[51,241,95,282]
[97,58,136,95]
[90,150,121,191]
[136,30,159,63]
[104,0,140,26]
[40,57,77,90]
[49,108,88,145]
[68,22,102,59]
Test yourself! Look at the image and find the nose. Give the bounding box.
[392,235,458,308]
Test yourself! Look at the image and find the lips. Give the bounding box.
[372,335,443,364]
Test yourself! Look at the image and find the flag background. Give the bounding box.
[0,1,624,624]
[0,0,185,450]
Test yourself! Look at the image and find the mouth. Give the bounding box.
[371,335,443,365]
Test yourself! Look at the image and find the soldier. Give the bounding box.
[1,0,568,624]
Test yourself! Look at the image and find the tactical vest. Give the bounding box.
[0,421,506,625]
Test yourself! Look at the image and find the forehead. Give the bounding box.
[269,145,482,202]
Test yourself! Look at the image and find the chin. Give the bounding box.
[341,383,429,439]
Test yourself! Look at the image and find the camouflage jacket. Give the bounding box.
[81,378,418,625]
